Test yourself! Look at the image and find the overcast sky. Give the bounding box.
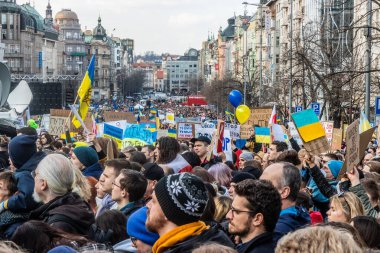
[25,0,254,55]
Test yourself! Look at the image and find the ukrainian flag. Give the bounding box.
[168,128,176,138]
[359,111,371,133]
[291,109,325,142]
[254,127,271,144]
[72,55,95,128]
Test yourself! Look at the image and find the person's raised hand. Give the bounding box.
[347,166,360,187]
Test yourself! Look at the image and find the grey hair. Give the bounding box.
[37,154,75,198]
[279,162,301,201]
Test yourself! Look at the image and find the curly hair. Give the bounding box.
[156,137,180,164]
[276,225,362,253]
[235,179,282,232]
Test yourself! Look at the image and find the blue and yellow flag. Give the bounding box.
[254,127,271,144]
[72,55,95,128]
[359,111,371,134]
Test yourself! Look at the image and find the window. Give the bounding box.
[1,14,6,25]
[75,56,80,62]
[67,56,72,61]
[67,65,72,71]
[66,32,72,39]
[73,32,78,39]
[77,46,81,52]
[67,46,73,52]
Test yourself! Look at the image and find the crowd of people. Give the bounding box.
[88,98,219,125]
[0,125,379,253]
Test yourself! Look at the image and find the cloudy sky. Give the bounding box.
[25,0,254,55]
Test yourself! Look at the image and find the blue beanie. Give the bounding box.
[73,146,99,167]
[327,160,344,179]
[9,135,37,169]
[47,246,78,253]
[127,206,159,246]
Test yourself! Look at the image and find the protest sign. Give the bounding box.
[157,130,168,139]
[345,119,360,173]
[49,116,67,136]
[103,111,135,123]
[177,123,195,139]
[124,124,157,144]
[103,123,124,140]
[195,124,214,140]
[103,134,123,149]
[272,124,286,142]
[213,129,232,161]
[303,136,329,156]
[321,121,334,144]
[166,113,175,124]
[122,138,147,148]
[288,122,303,146]
[225,123,240,139]
[105,120,128,130]
[331,128,343,151]
[245,107,273,127]
[292,109,326,142]
[254,127,271,144]
[50,109,92,132]
[240,124,254,139]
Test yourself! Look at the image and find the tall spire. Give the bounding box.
[98,15,101,25]
[45,0,53,24]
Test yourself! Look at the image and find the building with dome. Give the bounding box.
[54,8,87,75]
[0,0,63,75]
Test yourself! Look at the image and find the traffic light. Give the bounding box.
[66,88,74,104]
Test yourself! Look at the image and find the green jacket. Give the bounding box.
[349,184,378,218]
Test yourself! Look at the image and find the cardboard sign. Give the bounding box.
[50,109,92,132]
[103,111,135,123]
[177,123,195,139]
[49,116,67,136]
[322,121,334,144]
[345,120,360,173]
[303,136,329,155]
[331,128,343,151]
[157,130,168,139]
[245,107,273,127]
[240,124,254,139]
[122,138,147,148]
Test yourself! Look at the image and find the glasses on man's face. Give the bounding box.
[31,170,37,178]
[230,206,255,217]
[112,181,122,189]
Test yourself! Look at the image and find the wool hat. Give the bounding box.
[242,166,262,179]
[47,246,78,253]
[127,206,159,246]
[231,172,256,183]
[9,135,37,169]
[326,160,344,179]
[142,163,165,181]
[73,146,99,167]
[240,152,254,161]
[154,173,209,226]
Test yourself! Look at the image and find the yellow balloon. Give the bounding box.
[236,105,250,124]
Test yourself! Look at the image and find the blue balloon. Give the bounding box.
[229,90,243,107]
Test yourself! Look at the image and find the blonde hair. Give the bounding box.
[72,166,92,202]
[0,241,26,253]
[276,226,362,253]
[330,192,365,222]
[214,195,232,222]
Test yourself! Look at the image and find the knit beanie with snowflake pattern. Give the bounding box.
[154,172,209,226]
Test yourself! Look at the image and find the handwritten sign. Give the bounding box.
[331,128,343,151]
[322,121,334,144]
[245,108,273,127]
[240,124,254,139]
[122,138,147,148]
[345,120,360,172]
[103,111,135,123]
[288,122,303,146]
[124,124,157,144]
[103,123,124,140]
[225,123,240,139]
[50,109,92,132]
[177,123,195,139]
[49,116,67,136]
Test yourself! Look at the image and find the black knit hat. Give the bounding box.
[142,163,164,181]
[231,172,256,183]
[154,173,209,226]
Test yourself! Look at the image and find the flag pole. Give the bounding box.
[64,92,80,128]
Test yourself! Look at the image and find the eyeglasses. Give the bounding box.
[230,206,255,217]
[31,170,38,178]
[112,181,122,189]
[130,237,137,247]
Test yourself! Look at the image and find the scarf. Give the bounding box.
[152,221,209,253]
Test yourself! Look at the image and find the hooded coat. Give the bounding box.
[29,192,95,236]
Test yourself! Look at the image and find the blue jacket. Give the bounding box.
[273,206,310,244]
[237,232,275,253]
[82,162,103,180]
[6,151,46,212]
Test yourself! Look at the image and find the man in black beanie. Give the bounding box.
[0,135,45,213]
[146,172,233,252]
